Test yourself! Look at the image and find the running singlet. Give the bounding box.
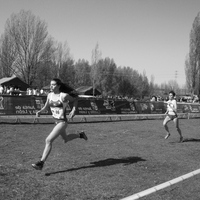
[167,99,177,116]
[49,93,67,120]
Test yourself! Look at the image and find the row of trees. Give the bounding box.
[185,12,200,96]
[0,10,191,99]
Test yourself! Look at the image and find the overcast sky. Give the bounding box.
[0,0,200,86]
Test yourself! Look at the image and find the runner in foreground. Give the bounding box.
[163,90,184,143]
[32,78,88,170]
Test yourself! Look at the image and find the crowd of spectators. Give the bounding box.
[97,94,200,104]
[150,94,199,104]
[26,88,48,96]
[179,95,199,103]
[0,84,21,95]
[0,84,199,104]
[0,84,48,96]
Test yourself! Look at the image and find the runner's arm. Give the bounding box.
[63,93,78,118]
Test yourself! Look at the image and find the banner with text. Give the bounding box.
[0,95,199,116]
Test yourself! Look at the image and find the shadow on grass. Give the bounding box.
[45,156,146,176]
[168,137,200,144]
[169,138,200,144]
[182,138,200,142]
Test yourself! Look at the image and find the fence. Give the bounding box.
[0,95,199,123]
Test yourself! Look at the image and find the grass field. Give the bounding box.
[0,118,200,200]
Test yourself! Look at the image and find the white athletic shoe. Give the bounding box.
[165,133,170,139]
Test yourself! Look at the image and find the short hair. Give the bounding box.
[169,90,176,97]
[151,95,157,101]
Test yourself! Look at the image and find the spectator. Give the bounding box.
[150,95,157,102]
[6,86,10,95]
[40,88,44,95]
[27,88,33,95]
[193,96,199,103]
[0,84,4,94]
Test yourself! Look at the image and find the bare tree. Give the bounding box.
[0,32,17,77]
[91,43,101,96]
[74,59,91,87]
[53,41,71,78]
[1,10,54,85]
[167,80,180,92]
[148,75,155,96]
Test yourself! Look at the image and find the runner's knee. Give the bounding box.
[45,136,53,144]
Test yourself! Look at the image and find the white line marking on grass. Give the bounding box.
[120,168,200,200]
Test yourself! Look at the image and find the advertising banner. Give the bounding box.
[150,102,166,114]
[76,99,137,114]
[176,103,200,113]
[0,95,50,115]
[0,95,199,116]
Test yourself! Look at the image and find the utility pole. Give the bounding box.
[175,70,178,81]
